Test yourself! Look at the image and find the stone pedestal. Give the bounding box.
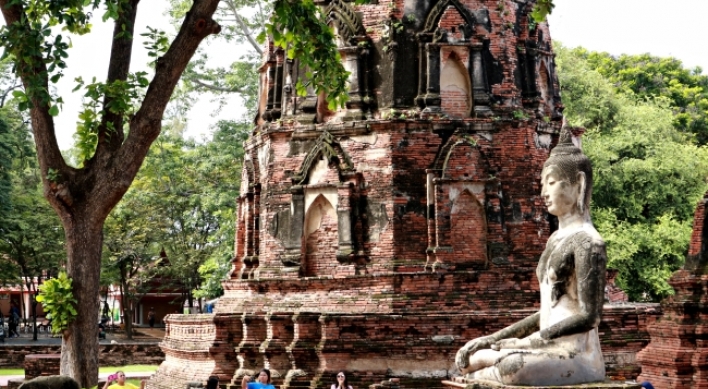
[442,377,641,389]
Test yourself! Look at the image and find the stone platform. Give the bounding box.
[442,377,641,389]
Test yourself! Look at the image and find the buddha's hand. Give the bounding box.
[491,338,524,350]
[455,336,495,370]
[492,332,547,350]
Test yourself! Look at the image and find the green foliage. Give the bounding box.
[167,0,267,117]
[0,106,64,288]
[264,0,349,109]
[556,43,708,301]
[0,0,97,113]
[531,0,555,22]
[594,211,691,300]
[573,48,708,145]
[141,27,171,65]
[36,272,78,334]
[73,72,150,162]
[512,110,528,120]
[0,114,13,221]
[103,120,247,303]
[0,0,149,161]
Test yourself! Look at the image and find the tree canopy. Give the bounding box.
[573,49,708,145]
[0,0,222,385]
[556,44,708,301]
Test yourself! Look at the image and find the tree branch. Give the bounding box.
[0,81,22,108]
[93,0,141,160]
[188,75,242,93]
[112,0,221,218]
[0,0,72,209]
[225,0,263,55]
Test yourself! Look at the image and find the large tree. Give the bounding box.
[556,43,708,301]
[0,1,221,386]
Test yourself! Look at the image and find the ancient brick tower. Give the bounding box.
[636,191,708,389]
[147,1,655,388]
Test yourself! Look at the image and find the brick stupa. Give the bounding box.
[147,1,658,388]
[636,191,708,389]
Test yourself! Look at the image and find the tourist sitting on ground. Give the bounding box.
[103,370,146,389]
[241,369,275,389]
[99,317,109,339]
[331,371,353,389]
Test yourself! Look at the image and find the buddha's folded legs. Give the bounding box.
[468,348,605,386]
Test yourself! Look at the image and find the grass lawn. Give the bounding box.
[99,365,159,373]
[0,365,158,376]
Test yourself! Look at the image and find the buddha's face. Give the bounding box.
[541,166,580,217]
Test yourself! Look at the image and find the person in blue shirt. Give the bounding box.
[241,369,275,389]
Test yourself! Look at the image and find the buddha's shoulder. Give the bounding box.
[553,225,605,249]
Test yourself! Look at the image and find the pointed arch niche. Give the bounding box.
[426,137,489,270]
[416,0,491,116]
[297,0,371,123]
[278,131,363,277]
[303,194,339,277]
[537,60,553,117]
[234,156,261,280]
[440,50,472,118]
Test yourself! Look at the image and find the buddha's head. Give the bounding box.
[541,125,593,219]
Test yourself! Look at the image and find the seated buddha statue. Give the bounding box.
[454,126,607,386]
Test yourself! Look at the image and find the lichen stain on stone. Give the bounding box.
[497,353,526,377]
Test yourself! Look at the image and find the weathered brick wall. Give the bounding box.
[149,304,659,389]
[0,342,164,368]
[24,354,60,380]
[686,192,708,268]
[637,271,708,389]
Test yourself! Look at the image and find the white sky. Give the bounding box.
[52,0,708,150]
[547,0,708,71]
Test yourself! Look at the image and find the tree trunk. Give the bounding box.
[32,296,37,341]
[60,213,103,389]
[123,298,133,340]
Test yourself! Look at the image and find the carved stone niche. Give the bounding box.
[284,0,372,123]
[235,157,261,280]
[262,48,285,122]
[416,0,491,117]
[426,134,489,271]
[326,0,372,121]
[277,131,365,276]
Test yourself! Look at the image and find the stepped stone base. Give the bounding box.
[442,377,641,389]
